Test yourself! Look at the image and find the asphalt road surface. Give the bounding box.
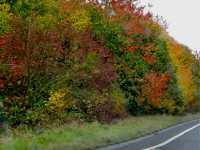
[97,119,200,150]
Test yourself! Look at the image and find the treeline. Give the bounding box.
[0,0,200,126]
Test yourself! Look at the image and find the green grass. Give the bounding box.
[0,113,200,150]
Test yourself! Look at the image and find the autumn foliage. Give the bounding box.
[167,40,196,110]
[143,73,170,107]
[0,0,199,126]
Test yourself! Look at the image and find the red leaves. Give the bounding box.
[9,58,25,82]
[127,45,139,52]
[73,29,116,91]
[13,40,23,53]
[0,79,5,90]
[111,0,127,17]
[142,54,156,64]
[91,63,116,90]
[0,36,8,47]
[143,73,170,107]
[124,19,145,35]
[96,99,114,123]
[111,0,152,18]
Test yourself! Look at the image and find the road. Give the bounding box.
[97,119,200,150]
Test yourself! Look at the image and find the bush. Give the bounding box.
[159,98,178,114]
[115,34,183,114]
[0,0,197,127]
[46,89,74,114]
[110,88,127,118]
[88,89,127,123]
[0,3,11,35]
[67,8,91,32]
[90,9,127,57]
[191,53,200,112]
[94,94,114,123]
[3,96,27,126]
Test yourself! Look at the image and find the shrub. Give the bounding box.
[90,8,127,57]
[143,73,169,108]
[93,88,127,123]
[12,0,58,18]
[46,90,65,112]
[3,96,27,126]
[167,41,194,110]
[67,9,91,32]
[0,0,198,127]
[71,87,127,123]
[94,94,114,123]
[46,89,74,113]
[116,35,183,114]
[0,94,4,124]
[159,98,176,114]
[80,52,99,72]
[0,3,11,35]
[110,88,127,118]
[191,52,200,112]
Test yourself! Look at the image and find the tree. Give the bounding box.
[0,3,11,35]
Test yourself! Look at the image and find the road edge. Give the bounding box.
[96,118,200,150]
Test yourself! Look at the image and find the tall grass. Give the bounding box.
[0,113,199,150]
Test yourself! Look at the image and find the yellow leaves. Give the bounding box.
[47,90,65,112]
[0,3,10,12]
[160,98,177,114]
[110,89,127,116]
[0,3,12,35]
[58,0,91,32]
[46,89,74,112]
[167,41,195,106]
[67,9,91,32]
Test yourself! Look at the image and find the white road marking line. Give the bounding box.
[143,122,200,150]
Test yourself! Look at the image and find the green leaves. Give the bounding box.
[81,52,99,72]
[12,0,58,18]
[0,3,11,35]
[36,14,57,30]
[90,10,126,57]
[0,0,198,126]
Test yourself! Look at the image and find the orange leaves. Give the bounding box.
[143,43,155,52]
[127,45,139,52]
[143,73,170,107]
[127,41,156,64]
[0,36,8,47]
[58,0,75,13]
[111,0,129,17]
[124,18,145,35]
[167,41,195,106]
[142,54,156,64]
[142,43,156,64]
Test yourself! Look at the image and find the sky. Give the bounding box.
[140,0,200,52]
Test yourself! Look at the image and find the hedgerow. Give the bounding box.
[0,0,198,126]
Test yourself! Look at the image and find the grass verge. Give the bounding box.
[0,113,200,150]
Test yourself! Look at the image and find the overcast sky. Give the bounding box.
[140,0,200,52]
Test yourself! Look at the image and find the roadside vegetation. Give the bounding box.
[0,0,200,149]
[0,114,200,150]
